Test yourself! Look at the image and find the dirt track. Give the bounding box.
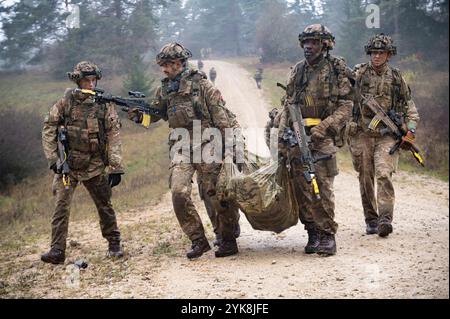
[0,60,448,299]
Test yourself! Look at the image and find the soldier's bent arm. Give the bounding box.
[321,62,353,135]
[399,74,420,131]
[149,86,167,124]
[201,79,232,134]
[105,103,125,174]
[42,98,66,168]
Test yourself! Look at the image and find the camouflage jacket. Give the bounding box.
[42,89,124,181]
[353,62,420,133]
[149,67,240,137]
[278,55,353,154]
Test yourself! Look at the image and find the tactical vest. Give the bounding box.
[160,70,237,130]
[291,56,343,121]
[354,63,406,129]
[63,89,108,170]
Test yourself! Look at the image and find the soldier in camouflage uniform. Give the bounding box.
[209,67,217,84]
[197,59,204,71]
[348,34,420,237]
[41,61,124,264]
[129,43,241,258]
[254,67,263,89]
[275,25,353,255]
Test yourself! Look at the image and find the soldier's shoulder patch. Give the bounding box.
[191,69,207,80]
[329,55,348,72]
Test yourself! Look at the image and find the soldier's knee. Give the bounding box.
[350,151,363,172]
[375,165,393,180]
[172,188,189,203]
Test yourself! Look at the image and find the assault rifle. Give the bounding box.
[277,82,331,200]
[57,125,71,189]
[75,88,166,128]
[362,94,425,167]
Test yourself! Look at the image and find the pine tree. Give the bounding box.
[0,0,63,69]
[122,54,154,97]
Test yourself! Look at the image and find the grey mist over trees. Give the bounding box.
[1,0,447,69]
[1,0,447,70]
[0,0,448,188]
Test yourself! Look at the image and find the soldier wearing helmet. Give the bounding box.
[129,42,242,259]
[348,34,420,237]
[41,61,125,264]
[272,24,353,256]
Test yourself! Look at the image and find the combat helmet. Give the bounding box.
[156,42,193,65]
[298,24,335,51]
[67,61,102,83]
[364,33,397,55]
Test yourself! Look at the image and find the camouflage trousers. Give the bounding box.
[50,173,121,252]
[290,153,339,234]
[198,179,240,239]
[169,162,239,242]
[349,131,399,224]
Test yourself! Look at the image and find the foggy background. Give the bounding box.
[0,0,448,223]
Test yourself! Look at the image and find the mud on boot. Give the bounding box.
[366,221,378,235]
[215,239,238,258]
[378,223,393,237]
[108,242,124,258]
[317,232,337,256]
[186,238,211,259]
[41,248,65,264]
[304,227,321,254]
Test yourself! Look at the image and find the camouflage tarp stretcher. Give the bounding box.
[217,153,299,233]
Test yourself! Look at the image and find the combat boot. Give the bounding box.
[366,221,378,235]
[304,227,321,254]
[108,241,124,258]
[213,233,222,247]
[215,238,238,258]
[317,232,337,256]
[41,248,65,264]
[186,237,211,259]
[233,222,241,239]
[378,223,393,237]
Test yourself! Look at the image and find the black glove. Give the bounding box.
[108,173,122,188]
[50,163,59,174]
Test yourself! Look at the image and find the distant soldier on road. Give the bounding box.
[209,67,217,84]
[254,67,263,89]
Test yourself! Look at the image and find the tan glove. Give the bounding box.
[127,108,143,124]
[310,123,328,143]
